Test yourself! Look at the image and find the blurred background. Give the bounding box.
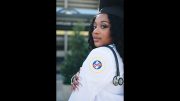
[56,0,99,101]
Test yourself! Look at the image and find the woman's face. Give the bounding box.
[92,14,112,47]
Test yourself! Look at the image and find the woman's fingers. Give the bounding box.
[71,76,80,91]
[71,70,82,91]
[73,80,78,86]
[71,83,76,91]
[71,83,79,91]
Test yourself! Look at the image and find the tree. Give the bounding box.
[61,23,89,85]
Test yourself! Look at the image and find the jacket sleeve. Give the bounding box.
[81,47,119,98]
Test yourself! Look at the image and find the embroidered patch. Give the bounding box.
[92,60,102,69]
[88,55,107,73]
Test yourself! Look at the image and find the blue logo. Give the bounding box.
[93,60,102,69]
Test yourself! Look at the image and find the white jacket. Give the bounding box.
[68,45,124,101]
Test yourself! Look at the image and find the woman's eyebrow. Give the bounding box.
[101,21,110,23]
[94,21,110,24]
[101,21,108,22]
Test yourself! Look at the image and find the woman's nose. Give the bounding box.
[93,27,100,35]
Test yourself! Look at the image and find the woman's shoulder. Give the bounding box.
[83,46,115,63]
[90,46,112,55]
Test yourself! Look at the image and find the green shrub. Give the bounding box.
[61,23,89,85]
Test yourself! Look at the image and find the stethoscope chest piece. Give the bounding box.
[118,77,124,85]
[113,76,124,86]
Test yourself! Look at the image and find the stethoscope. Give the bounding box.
[105,45,124,86]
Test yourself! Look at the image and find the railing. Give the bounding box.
[56,0,99,9]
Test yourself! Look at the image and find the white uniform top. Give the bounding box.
[68,44,124,101]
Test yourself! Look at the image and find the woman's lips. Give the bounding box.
[93,37,101,42]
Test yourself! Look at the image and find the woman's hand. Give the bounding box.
[71,68,82,91]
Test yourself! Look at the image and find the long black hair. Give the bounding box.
[88,14,124,61]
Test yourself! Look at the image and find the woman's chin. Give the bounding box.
[94,43,102,47]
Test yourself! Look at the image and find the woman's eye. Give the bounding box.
[101,25,108,29]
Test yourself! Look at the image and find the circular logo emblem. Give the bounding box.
[92,60,102,69]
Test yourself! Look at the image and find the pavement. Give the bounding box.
[56,74,72,101]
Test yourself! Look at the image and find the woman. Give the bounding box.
[68,1,124,101]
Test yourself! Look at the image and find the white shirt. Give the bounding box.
[68,44,124,101]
